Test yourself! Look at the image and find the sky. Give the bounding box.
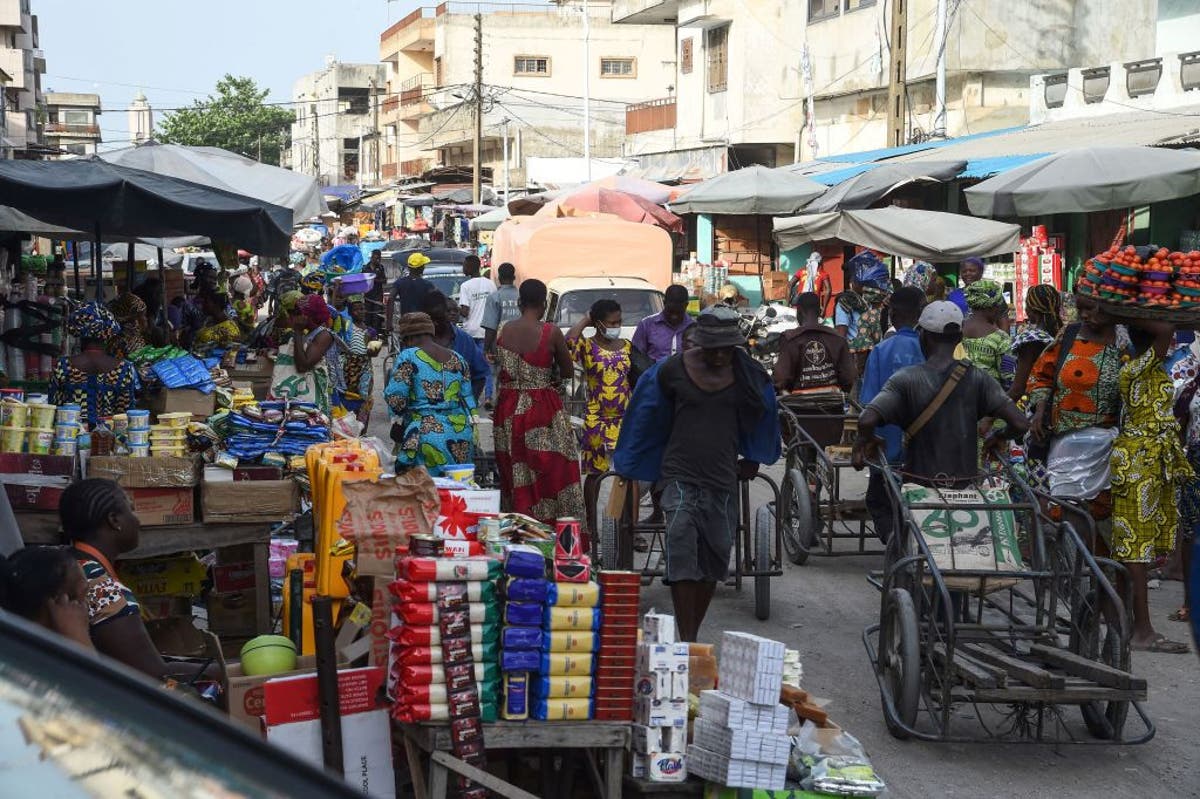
[35,0,412,150]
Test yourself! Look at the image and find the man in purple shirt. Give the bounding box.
[633,285,694,362]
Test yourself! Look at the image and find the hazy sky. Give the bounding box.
[36,0,410,149]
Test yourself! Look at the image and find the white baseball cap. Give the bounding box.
[917,300,964,334]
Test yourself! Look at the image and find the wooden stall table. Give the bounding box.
[397,720,630,799]
[16,512,273,635]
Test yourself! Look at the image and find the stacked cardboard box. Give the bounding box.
[631,611,689,783]
[687,632,790,790]
[595,570,639,720]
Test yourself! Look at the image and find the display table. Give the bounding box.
[397,720,630,799]
[17,512,272,635]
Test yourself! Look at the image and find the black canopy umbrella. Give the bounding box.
[0,157,293,257]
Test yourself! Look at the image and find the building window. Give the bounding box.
[338,88,370,115]
[514,56,550,77]
[680,38,693,75]
[844,0,875,10]
[600,57,635,78]
[62,109,90,126]
[808,0,839,21]
[706,25,728,94]
[434,57,442,87]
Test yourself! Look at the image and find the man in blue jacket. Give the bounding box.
[614,306,780,641]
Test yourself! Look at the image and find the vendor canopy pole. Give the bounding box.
[71,240,80,297]
[126,240,135,292]
[93,221,103,302]
[156,247,168,327]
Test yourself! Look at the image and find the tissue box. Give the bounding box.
[634,696,687,728]
[633,724,686,754]
[637,642,689,673]
[698,691,790,733]
[693,718,791,765]
[642,610,676,643]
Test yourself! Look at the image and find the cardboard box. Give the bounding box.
[225,655,317,732]
[435,487,501,539]
[0,453,76,510]
[88,455,199,489]
[119,554,207,597]
[207,589,259,637]
[202,469,297,523]
[138,594,194,621]
[149,387,217,421]
[213,562,257,593]
[128,486,195,526]
[146,615,208,658]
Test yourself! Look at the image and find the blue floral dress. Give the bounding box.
[385,346,476,476]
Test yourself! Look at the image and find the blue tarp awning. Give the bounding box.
[960,153,1050,179]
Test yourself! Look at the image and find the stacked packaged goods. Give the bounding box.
[687,631,790,790]
[630,611,689,782]
[594,570,639,720]
[498,546,548,721]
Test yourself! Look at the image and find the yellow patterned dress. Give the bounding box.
[569,335,633,475]
[1110,347,1194,562]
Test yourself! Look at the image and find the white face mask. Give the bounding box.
[596,324,619,341]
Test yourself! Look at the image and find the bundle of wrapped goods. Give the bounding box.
[221,401,330,459]
[595,571,640,720]
[387,550,501,726]
[498,546,549,721]
[533,559,601,720]
[630,611,689,782]
[687,632,790,790]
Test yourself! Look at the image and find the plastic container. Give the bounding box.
[1,401,26,428]
[151,445,187,458]
[26,428,53,455]
[111,414,128,435]
[126,409,151,430]
[27,403,55,428]
[128,443,150,458]
[157,412,191,429]
[126,429,150,446]
[0,426,24,453]
[55,404,81,425]
[336,272,375,295]
[24,393,48,405]
[53,439,77,457]
[54,423,79,440]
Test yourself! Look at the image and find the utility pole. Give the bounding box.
[500,118,510,201]
[311,101,320,181]
[582,0,591,180]
[885,0,908,147]
[932,0,948,137]
[472,12,483,204]
[370,75,381,185]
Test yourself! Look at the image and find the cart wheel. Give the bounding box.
[780,468,818,565]
[880,588,920,738]
[1074,591,1131,740]
[754,505,772,621]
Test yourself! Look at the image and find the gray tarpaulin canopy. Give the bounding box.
[0,157,294,255]
[803,160,967,213]
[773,207,1021,260]
[669,165,827,215]
[964,146,1200,217]
[470,205,510,231]
[101,142,328,221]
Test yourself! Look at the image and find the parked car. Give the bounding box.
[380,246,471,283]
[180,251,218,292]
[546,276,664,341]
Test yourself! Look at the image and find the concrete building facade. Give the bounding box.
[0,0,46,158]
[378,1,675,190]
[128,90,153,145]
[290,58,387,187]
[44,92,100,157]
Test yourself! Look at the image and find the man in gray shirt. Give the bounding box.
[482,261,520,357]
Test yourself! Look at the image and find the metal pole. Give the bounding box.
[71,240,80,298]
[502,118,510,201]
[126,240,135,292]
[582,0,591,180]
[312,596,344,775]
[933,0,948,137]
[472,13,483,205]
[885,0,908,147]
[370,75,380,187]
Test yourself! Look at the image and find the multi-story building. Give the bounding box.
[290,57,387,187]
[0,0,46,159]
[44,92,100,157]
[128,90,153,145]
[615,0,1174,173]
[378,1,675,190]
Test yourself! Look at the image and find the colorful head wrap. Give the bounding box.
[965,279,1006,310]
[345,293,365,305]
[848,252,890,292]
[109,292,147,323]
[289,252,306,265]
[297,293,331,328]
[277,290,303,321]
[68,302,122,342]
[902,261,935,292]
[1024,283,1063,335]
[397,312,436,339]
[232,275,254,297]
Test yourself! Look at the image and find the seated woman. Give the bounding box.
[60,478,210,680]
[0,545,93,649]
[108,291,148,358]
[49,302,140,428]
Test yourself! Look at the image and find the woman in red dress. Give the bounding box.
[493,279,584,522]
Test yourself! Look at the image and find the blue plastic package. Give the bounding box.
[503,578,549,603]
[504,601,543,627]
[501,626,544,651]
[500,649,540,672]
[504,549,546,579]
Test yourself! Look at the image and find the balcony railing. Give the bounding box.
[626,97,676,135]
[401,157,433,177]
[382,95,400,114]
[45,122,99,136]
[382,162,399,179]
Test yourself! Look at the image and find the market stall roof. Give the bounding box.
[470,205,510,231]
[322,185,360,203]
[964,145,1200,217]
[535,186,683,233]
[0,205,87,238]
[803,160,967,212]
[402,193,437,207]
[773,207,1020,260]
[0,157,293,255]
[669,165,827,215]
[507,191,561,216]
[100,142,327,222]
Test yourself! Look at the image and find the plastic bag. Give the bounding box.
[790,721,887,797]
[1047,426,1117,500]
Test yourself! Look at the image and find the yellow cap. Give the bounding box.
[407,253,431,269]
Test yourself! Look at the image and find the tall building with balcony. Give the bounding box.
[0,0,46,158]
[290,57,387,187]
[378,2,675,189]
[44,92,100,157]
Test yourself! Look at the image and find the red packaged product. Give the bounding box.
[451,716,484,747]
[445,662,477,693]
[552,558,592,583]
[598,570,640,584]
[442,636,473,664]
[436,582,469,610]
[448,687,481,718]
[554,517,584,560]
[439,609,470,639]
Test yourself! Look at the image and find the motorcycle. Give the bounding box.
[739,303,794,369]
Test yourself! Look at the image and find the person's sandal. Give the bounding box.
[633,535,650,553]
[1132,634,1190,654]
[1168,608,1190,623]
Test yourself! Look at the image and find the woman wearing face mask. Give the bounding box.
[567,299,633,535]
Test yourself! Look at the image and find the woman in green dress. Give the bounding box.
[962,279,1015,390]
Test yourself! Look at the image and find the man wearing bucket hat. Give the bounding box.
[393,252,435,316]
[851,300,1028,487]
[613,305,781,641]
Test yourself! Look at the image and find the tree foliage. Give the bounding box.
[158,75,294,166]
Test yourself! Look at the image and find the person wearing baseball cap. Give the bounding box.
[392,251,436,316]
[852,299,1028,488]
[613,304,781,642]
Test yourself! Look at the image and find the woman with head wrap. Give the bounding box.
[947,256,986,314]
[231,274,257,333]
[961,279,1014,389]
[50,303,140,428]
[385,312,476,475]
[341,294,383,431]
[1009,284,1062,402]
[835,252,892,382]
[268,292,343,417]
[108,291,148,358]
[192,292,242,349]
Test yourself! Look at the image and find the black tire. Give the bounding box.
[1075,592,1131,740]
[880,588,921,738]
[780,468,818,565]
[754,505,772,621]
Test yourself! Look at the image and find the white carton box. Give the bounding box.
[698,690,789,733]
[718,631,785,705]
[635,669,673,701]
[660,725,687,754]
[632,724,661,754]
[630,754,647,779]
[686,744,785,790]
[634,696,688,728]
[645,751,687,782]
[670,670,690,699]
[636,642,689,673]
[642,610,677,644]
[692,718,791,765]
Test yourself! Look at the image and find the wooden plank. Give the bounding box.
[429,751,540,799]
[955,684,1144,703]
[961,644,1066,690]
[408,721,630,752]
[401,731,429,799]
[253,541,271,635]
[18,514,273,561]
[931,642,1003,689]
[1028,644,1147,691]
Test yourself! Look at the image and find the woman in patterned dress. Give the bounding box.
[385,312,475,476]
[341,294,382,432]
[493,279,584,523]
[108,291,148,358]
[567,298,633,535]
[1110,322,1191,653]
[49,302,140,428]
[1009,284,1062,402]
[962,279,1015,390]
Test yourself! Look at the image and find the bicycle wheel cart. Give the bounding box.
[776,396,874,564]
[593,472,784,621]
[863,461,1154,743]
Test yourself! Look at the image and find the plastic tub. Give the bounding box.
[127,409,151,430]
[128,443,150,458]
[24,393,48,405]
[335,272,375,295]
[28,404,56,429]
[26,428,54,455]
[55,404,81,425]
[157,412,191,429]
[53,439,77,457]
[126,429,150,446]
[152,446,188,458]
[54,423,79,440]
[0,426,24,453]
[1,401,26,428]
